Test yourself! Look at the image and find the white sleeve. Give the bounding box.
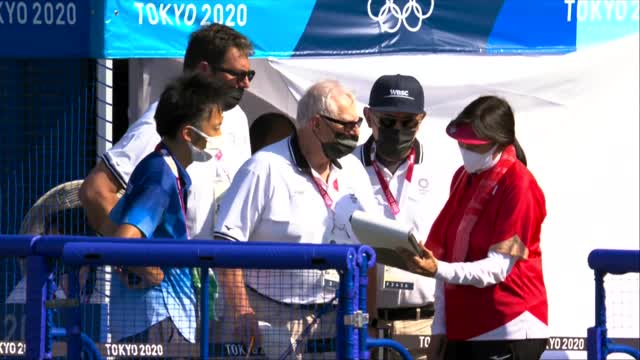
[213,157,268,242]
[101,103,161,187]
[222,106,251,172]
[435,251,517,288]
[431,278,446,335]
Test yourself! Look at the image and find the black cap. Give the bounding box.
[368,74,425,114]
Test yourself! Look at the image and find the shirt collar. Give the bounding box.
[360,135,424,167]
[288,133,343,172]
[158,142,192,190]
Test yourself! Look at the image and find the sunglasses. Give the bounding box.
[319,114,364,131]
[214,67,256,82]
[375,115,422,129]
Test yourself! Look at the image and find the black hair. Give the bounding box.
[249,112,296,153]
[183,24,254,71]
[449,96,527,166]
[155,72,229,138]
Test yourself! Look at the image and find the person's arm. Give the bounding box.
[79,161,122,236]
[81,105,162,235]
[401,245,517,288]
[213,159,269,345]
[435,251,517,288]
[113,224,164,287]
[218,268,261,345]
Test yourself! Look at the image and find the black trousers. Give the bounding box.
[443,338,547,360]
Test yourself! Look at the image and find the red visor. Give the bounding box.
[446,123,491,145]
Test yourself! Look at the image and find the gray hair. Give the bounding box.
[295,80,356,129]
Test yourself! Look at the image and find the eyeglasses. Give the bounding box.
[214,67,256,82]
[319,114,363,131]
[374,114,422,129]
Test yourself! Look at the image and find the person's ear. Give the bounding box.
[180,125,193,143]
[363,107,374,128]
[311,115,321,129]
[196,61,211,74]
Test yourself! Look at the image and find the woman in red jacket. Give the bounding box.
[402,96,548,360]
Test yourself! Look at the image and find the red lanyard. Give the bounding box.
[175,171,190,238]
[371,147,416,216]
[311,175,338,208]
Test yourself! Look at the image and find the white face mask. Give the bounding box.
[187,126,216,162]
[459,144,499,173]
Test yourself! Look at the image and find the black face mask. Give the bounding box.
[376,127,417,161]
[223,87,245,111]
[322,132,359,161]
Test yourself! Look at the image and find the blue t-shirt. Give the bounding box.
[109,145,196,342]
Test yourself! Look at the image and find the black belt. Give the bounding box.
[378,304,435,321]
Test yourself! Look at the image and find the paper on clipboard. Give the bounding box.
[349,210,423,271]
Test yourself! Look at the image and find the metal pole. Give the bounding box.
[66,268,82,360]
[25,255,51,360]
[200,266,210,359]
[588,270,607,360]
[358,252,370,360]
[337,253,357,359]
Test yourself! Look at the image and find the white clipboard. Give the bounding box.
[349,210,422,271]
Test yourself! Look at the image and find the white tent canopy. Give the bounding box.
[125,33,639,359]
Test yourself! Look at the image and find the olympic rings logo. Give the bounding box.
[367,0,435,33]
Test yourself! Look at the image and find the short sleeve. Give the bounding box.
[492,169,545,254]
[102,103,161,187]
[110,170,171,238]
[213,158,269,242]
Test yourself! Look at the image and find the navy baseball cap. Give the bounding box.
[368,74,425,115]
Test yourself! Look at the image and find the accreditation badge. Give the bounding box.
[323,270,340,290]
[383,265,414,290]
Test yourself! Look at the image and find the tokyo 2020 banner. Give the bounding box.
[0,0,638,58]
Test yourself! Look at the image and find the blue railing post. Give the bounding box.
[200,266,210,359]
[358,251,370,360]
[587,249,640,360]
[66,268,82,360]
[337,252,358,359]
[587,270,607,360]
[25,255,52,360]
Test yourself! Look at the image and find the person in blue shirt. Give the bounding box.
[109,71,229,344]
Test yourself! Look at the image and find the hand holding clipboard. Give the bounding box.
[349,210,424,271]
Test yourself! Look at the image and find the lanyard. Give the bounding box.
[310,175,337,208]
[371,146,416,216]
[157,143,189,237]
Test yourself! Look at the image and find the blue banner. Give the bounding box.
[0,0,96,58]
[0,0,638,58]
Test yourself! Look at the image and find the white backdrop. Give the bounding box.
[128,34,640,359]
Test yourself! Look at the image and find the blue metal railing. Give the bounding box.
[1,234,413,359]
[587,249,640,360]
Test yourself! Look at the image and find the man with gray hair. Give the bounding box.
[214,80,379,358]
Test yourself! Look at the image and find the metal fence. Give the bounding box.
[0,235,412,360]
[587,249,640,360]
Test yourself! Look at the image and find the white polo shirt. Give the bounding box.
[354,137,441,309]
[214,135,378,304]
[102,102,251,238]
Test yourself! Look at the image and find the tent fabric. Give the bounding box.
[126,34,639,358]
